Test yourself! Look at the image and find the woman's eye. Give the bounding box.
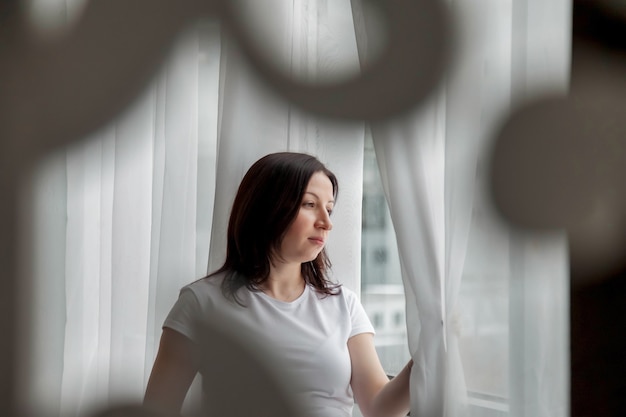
[303,201,315,208]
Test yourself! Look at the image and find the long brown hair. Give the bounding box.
[210,152,340,303]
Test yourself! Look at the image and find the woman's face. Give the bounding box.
[276,171,335,265]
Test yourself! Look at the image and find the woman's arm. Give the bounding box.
[348,333,412,417]
[144,328,198,414]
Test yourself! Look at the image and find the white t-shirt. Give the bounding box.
[163,273,375,417]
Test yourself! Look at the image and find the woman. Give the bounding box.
[144,152,412,417]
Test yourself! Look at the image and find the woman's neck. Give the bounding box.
[262,262,305,302]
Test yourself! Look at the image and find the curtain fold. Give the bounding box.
[145,29,202,375]
[370,103,451,417]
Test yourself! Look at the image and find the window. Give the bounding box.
[393,311,404,328]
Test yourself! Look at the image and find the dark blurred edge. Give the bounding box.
[571,1,626,416]
[1,1,20,413]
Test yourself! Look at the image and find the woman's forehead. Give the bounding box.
[304,173,335,200]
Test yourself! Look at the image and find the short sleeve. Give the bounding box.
[162,287,202,342]
[343,288,376,338]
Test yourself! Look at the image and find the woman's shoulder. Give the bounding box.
[181,272,227,297]
[312,283,359,307]
[337,285,357,298]
[332,284,358,302]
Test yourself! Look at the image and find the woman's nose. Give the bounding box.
[317,210,333,230]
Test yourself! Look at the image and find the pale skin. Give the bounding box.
[144,172,412,417]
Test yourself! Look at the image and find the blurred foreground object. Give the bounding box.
[489,93,626,287]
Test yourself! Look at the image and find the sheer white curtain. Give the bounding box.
[26,19,221,415]
[25,1,364,416]
[354,0,571,416]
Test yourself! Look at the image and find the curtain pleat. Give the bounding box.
[195,21,221,279]
[107,88,155,403]
[371,109,449,416]
[27,153,67,416]
[145,70,167,381]
[147,28,202,371]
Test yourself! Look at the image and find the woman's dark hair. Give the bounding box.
[210,152,340,303]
